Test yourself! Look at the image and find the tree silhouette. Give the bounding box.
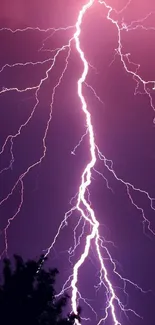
[0,255,81,325]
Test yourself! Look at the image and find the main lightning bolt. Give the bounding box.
[0,0,155,324]
[70,1,120,323]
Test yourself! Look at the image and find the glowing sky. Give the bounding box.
[0,1,155,324]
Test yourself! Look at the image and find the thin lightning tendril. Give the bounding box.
[0,0,155,324]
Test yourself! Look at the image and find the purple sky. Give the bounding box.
[0,1,155,324]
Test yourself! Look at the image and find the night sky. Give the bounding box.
[0,0,155,324]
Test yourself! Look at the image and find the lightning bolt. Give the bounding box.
[0,0,155,324]
[70,1,120,323]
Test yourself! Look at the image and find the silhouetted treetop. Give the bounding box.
[0,255,81,325]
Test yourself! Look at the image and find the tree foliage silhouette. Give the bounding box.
[0,255,81,325]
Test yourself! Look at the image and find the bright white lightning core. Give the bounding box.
[0,0,155,324]
[71,1,121,323]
